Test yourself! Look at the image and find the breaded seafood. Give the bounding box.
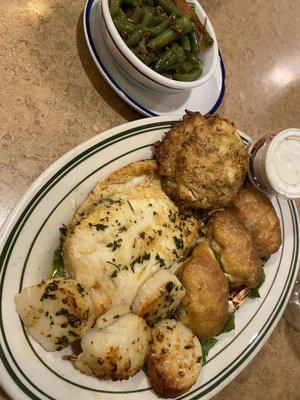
[176,242,228,340]
[230,183,282,257]
[155,113,248,209]
[207,210,262,288]
[146,320,202,398]
[63,160,199,318]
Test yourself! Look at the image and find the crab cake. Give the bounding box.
[155,113,248,209]
[230,183,282,257]
[207,210,262,288]
[63,160,199,318]
[176,243,228,340]
[146,320,202,398]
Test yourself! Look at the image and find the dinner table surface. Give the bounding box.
[0,0,300,399]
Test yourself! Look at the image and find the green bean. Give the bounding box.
[132,7,143,23]
[150,12,176,38]
[148,28,177,50]
[161,72,174,79]
[148,16,194,50]
[180,35,190,52]
[132,49,156,66]
[123,0,143,7]
[174,15,195,34]
[204,29,214,47]
[116,7,126,19]
[110,0,121,17]
[176,60,196,73]
[173,68,202,81]
[141,7,154,26]
[113,17,135,35]
[152,13,166,25]
[126,25,146,46]
[185,52,203,67]
[189,30,199,53]
[154,44,185,71]
[157,0,178,15]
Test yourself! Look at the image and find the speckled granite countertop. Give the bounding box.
[0,0,299,399]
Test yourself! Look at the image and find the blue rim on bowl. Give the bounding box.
[83,0,226,116]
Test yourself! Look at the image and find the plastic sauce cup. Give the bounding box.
[248,128,300,199]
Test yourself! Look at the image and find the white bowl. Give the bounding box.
[100,0,218,93]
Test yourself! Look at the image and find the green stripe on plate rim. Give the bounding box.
[0,121,298,400]
[18,141,283,394]
[19,140,283,395]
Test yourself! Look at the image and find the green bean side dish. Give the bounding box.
[109,0,214,82]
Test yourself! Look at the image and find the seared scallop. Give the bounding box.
[132,270,186,326]
[15,278,94,351]
[176,243,228,340]
[95,305,130,330]
[155,113,248,209]
[230,183,282,257]
[207,210,262,288]
[75,313,150,380]
[146,319,202,398]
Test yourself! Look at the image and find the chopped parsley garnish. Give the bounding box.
[155,254,166,268]
[173,236,184,249]
[88,223,108,231]
[168,210,176,223]
[165,281,174,293]
[131,253,151,267]
[107,238,123,251]
[76,283,85,294]
[106,198,122,206]
[55,335,69,350]
[111,270,118,278]
[127,200,134,211]
[139,232,146,239]
[40,281,59,301]
[55,308,81,328]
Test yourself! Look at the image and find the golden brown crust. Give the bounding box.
[155,113,248,209]
[176,243,229,340]
[229,183,282,257]
[207,210,262,288]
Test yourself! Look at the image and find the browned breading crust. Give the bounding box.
[155,113,248,209]
[176,243,229,340]
[207,210,262,288]
[229,183,282,257]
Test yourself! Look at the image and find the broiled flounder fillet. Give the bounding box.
[230,183,282,257]
[155,113,248,209]
[63,160,199,317]
[207,210,262,288]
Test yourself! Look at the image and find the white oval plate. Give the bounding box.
[83,0,226,116]
[0,116,299,400]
